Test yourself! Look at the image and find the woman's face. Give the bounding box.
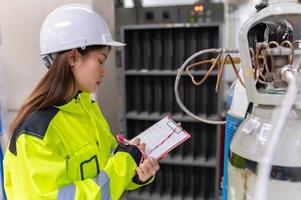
[72,47,110,93]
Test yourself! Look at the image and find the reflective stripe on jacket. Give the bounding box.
[4,92,150,200]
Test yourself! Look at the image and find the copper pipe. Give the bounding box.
[281,40,294,64]
[268,41,279,47]
[186,55,221,86]
[186,52,244,93]
[255,42,269,81]
[215,54,245,92]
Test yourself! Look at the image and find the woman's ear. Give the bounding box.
[68,49,79,66]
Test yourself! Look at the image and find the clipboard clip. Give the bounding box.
[167,121,182,134]
[148,121,183,157]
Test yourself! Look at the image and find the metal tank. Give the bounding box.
[228,0,301,199]
[229,106,301,199]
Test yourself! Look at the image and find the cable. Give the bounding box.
[186,55,221,86]
[186,53,244,91]
[175,48,227,125]
[215,54,245,92]
[254,67,298,200]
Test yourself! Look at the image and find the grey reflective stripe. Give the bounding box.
[57,184,76,200]
[94,171,112,200]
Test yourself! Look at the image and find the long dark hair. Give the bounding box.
[9,45,110,136]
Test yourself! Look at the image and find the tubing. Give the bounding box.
[174,48,239,125]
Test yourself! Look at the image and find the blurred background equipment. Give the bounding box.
[229,1,301,199]
[121,24,222,200]
[169,0,301,200]
[117,1,225,199]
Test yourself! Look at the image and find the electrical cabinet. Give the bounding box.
[121,23,223,200]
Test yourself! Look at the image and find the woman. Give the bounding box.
[3,4,159,200]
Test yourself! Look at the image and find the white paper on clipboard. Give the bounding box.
[130,116,191,160]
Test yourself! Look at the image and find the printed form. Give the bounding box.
[131,116,191,160]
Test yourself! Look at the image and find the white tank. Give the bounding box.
[228,105,301,199]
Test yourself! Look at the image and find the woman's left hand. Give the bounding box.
[136,157,160,182]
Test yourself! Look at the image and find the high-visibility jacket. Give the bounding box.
[4,92,150,200]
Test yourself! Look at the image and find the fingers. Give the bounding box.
[131,137,141,146]
[148,157,160,171]
[136,166,147,182]
[136,157,160,182]
[138,142,146,152]
[130,137,146,153]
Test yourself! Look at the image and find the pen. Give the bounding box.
[116,134,133,145]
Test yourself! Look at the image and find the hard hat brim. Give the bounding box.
[107,40,126,47]
[39,41,126,56]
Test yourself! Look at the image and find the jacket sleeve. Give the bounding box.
[4,133,146,200]
[94,105,154,191]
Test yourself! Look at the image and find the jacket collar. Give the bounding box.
[53,92,93,115]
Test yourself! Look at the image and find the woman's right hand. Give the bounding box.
[131,138,160,182]
[136,157,160,182]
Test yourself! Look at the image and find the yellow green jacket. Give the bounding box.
[4,92,149,200]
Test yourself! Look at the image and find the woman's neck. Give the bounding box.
[63,86,79,102]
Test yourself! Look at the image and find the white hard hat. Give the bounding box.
[39,4,125,56]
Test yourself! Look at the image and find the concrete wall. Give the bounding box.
[0,0,120,135]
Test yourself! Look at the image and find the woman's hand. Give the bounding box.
[131,138,160,182]
[136,157,160,182]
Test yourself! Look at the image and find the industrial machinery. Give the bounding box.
[229,0,301,199]
[175,0,301,199]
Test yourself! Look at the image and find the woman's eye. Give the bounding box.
[98,60,104,65]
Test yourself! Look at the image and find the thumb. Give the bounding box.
[138,143,146,152]
[131,137,141,146]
